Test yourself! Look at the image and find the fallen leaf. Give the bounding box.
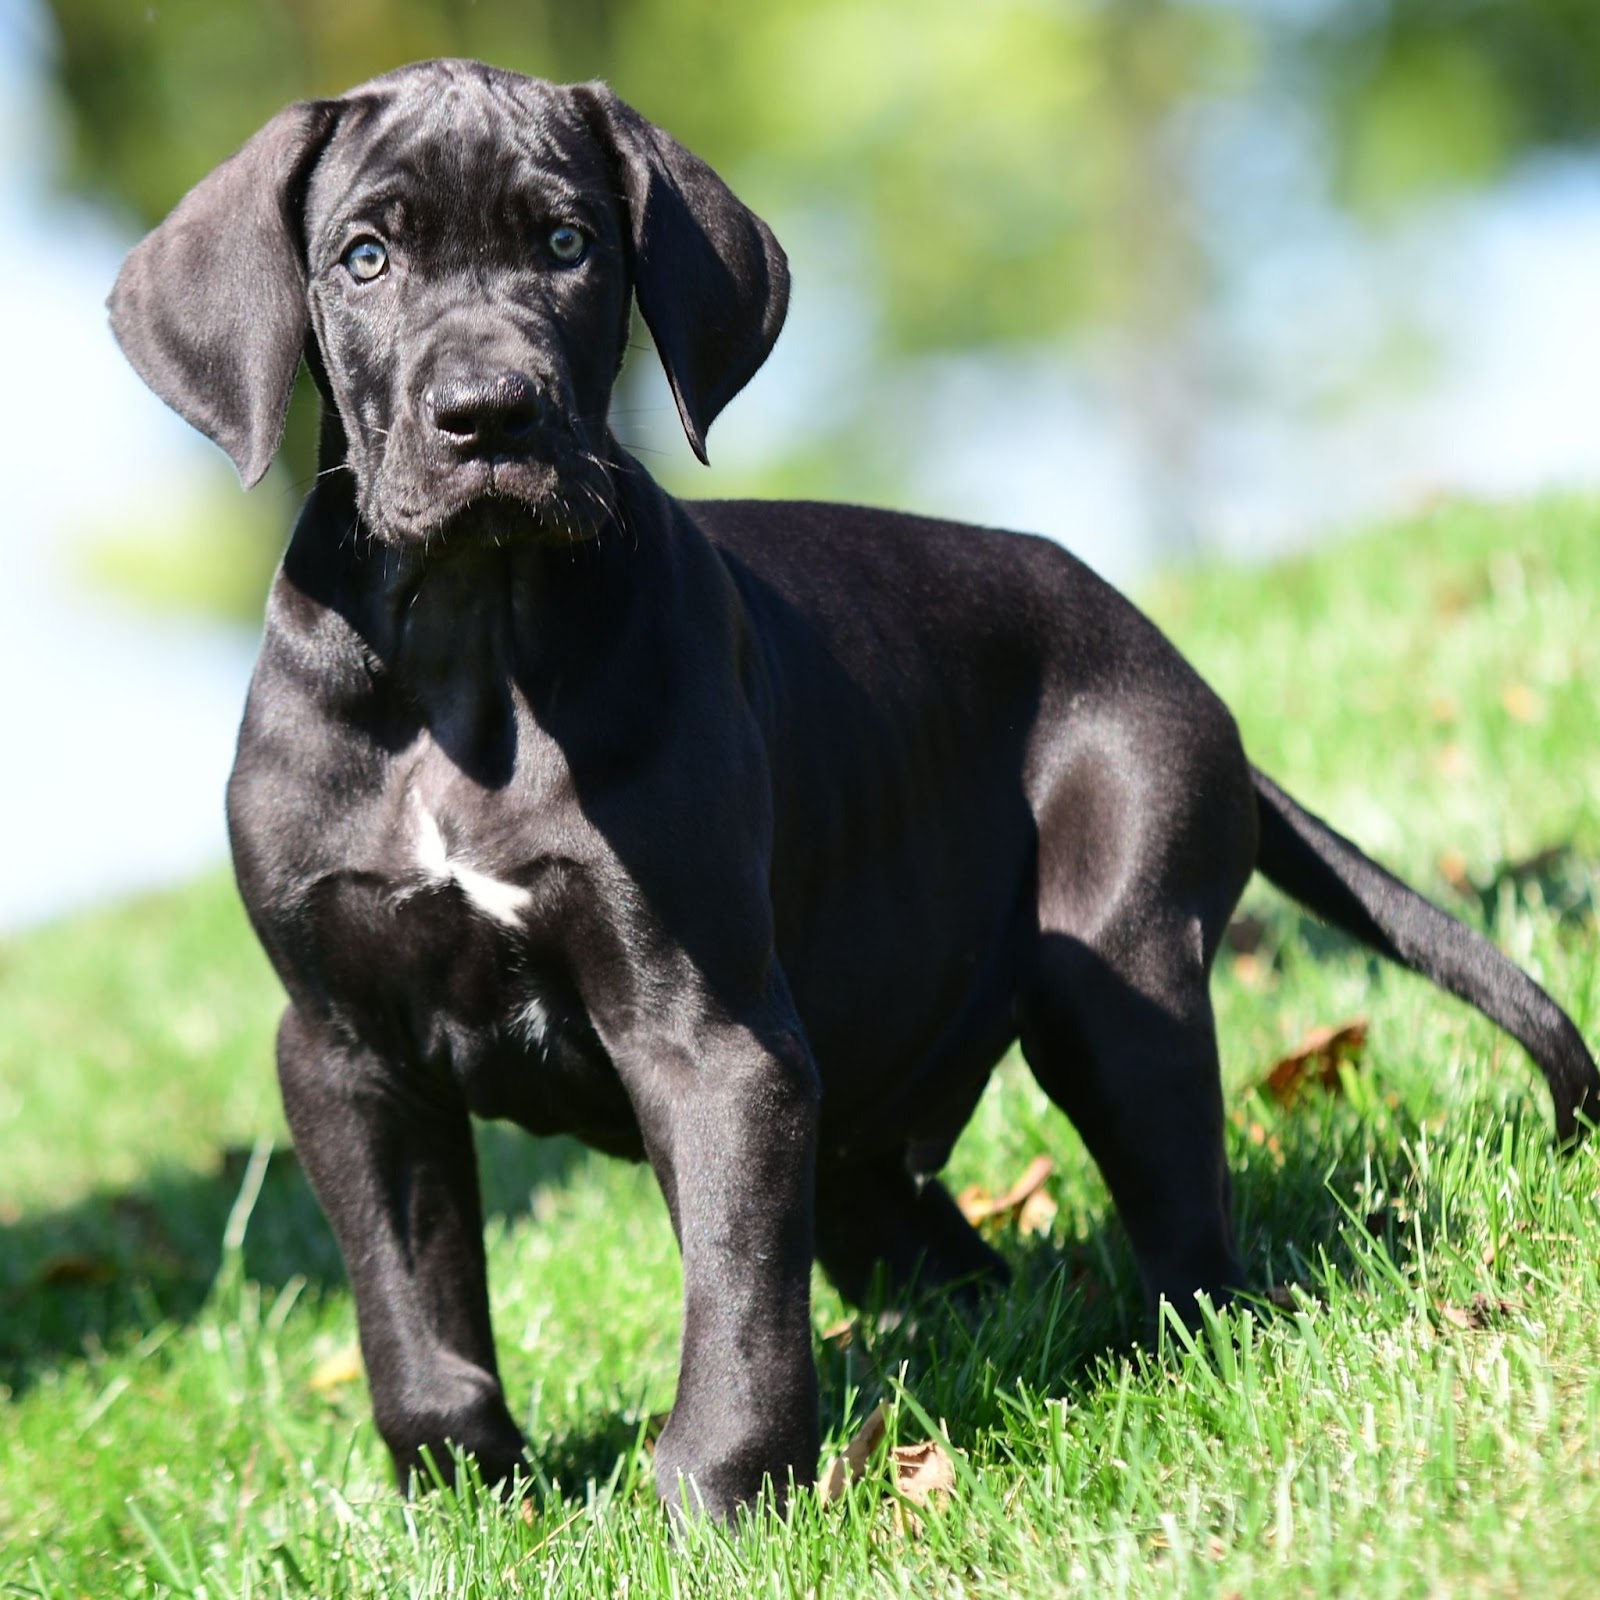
[819,1402,888,1502]
[1438,1294,1515,1331]
[1232,952,1268,989]
[1016,1187,1058,1237]
[1500,683,1543,724]
[885,1436,960,1538]
[957,1155,1054,1228]
[308,1344,363,1393]
[891,1438,956,1507]
[821,1317,857,1349]
[1260,1019,1368,1107]
[1437,851,1471,895]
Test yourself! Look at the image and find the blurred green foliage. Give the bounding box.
[1313,0,1600,208]
[47,1,1247,360]
[39,0,1600,601]
[47,1,1600,342]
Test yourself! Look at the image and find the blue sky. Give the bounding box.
[0,5,256,929]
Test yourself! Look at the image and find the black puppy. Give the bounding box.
[110,60,1598,1520]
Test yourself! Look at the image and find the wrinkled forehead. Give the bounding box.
[305,63,614,241]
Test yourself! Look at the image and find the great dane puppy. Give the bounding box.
[110,59,1599,1520]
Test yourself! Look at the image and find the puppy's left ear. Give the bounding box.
[571,83,789,464]
[108,101,338,487]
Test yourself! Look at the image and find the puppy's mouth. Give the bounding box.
[374,444,616,551]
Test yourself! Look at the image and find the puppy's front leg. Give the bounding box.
[630,1013,821,1521]
[276,1007,526,1490]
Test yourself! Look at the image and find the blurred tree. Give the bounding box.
[1311,0,1600,208]
[40,0,1600,542]
[41,0,1242,500]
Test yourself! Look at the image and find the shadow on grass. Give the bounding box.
[2,1046,1556,1498]
[0,1122,586,1395]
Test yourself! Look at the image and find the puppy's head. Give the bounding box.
[108,61,789,548]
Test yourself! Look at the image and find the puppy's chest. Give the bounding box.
[293,780,634,1144]
[401,791,541,934]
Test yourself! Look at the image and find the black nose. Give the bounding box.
[425,370,546,455]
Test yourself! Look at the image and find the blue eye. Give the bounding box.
[344,238,388,281]
[548,225,587,264]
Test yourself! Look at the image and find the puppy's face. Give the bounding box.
[302,74,629,546]
[109,60,790,556]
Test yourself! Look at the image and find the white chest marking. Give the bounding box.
[413,804,533,928]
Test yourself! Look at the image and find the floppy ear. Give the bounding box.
[107,101,337,487]
[570,83,789,464]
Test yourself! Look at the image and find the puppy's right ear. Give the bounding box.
[108,101,338,488]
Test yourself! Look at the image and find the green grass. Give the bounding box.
[3,494,1599,1596]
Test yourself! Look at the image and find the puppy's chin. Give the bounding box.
[431,492,604,552]
[370,460,614,553]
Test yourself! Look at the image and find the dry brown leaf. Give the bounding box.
[1439,1294,1515,1331]
[885,1437,959,1539]
[1501,683,1543,724]
[308,1344,363,1393]
[819,1402,888,1503]
[891,1438,956,1507]
[1016,1187,1058,1238]
[956,1155,1054,1227]
[1232,952,1268,989]
[1260,1018,1369,1107]
[821,1317,857,1349]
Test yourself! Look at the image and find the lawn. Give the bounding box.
[2,496,1598,1596]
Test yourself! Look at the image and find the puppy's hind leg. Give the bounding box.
[815,1154,1009,1308]
[1019,737,1256,1319]
[1018,927,1242,1318]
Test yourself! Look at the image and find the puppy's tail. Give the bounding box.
[1250,766,1599,1143]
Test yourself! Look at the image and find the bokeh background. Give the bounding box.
[4,0,1600,928]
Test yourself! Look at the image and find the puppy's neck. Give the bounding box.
[279,468,660,786]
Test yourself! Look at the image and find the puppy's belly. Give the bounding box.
[460,976,645,1159]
